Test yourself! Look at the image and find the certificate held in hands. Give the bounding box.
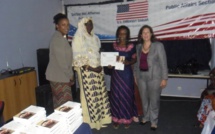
[100,52,119,66]
[115,56,125,70]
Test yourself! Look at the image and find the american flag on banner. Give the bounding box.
[116,1,148,21]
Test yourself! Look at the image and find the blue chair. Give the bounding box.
[0,101,4,127]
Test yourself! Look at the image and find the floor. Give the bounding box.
[90,97,202,134]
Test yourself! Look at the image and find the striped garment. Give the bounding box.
[50,82,72,108]
[110,43,138,125]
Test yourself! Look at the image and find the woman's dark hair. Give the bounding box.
[53,13,68,25]
[138,25,156,44]
[116,25,130,47]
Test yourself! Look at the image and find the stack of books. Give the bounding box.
[13,105,46,126]
[36,112,67,134]
[0,120,40,134]
[0,120,25,133]
[0,105,46,134]
[36,101,83,134]
[54,101,83,133]
[0,102,83,134]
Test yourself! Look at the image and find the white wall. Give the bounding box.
[162,78,207,98]
[0,0,62,71]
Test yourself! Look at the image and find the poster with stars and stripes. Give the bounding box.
[66,0,215,41]
[116,1,148,21]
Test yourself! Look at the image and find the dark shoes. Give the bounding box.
[150,124,157,131]
[139,120,148,125]
[139,121,157,131]
[151,126,157,130]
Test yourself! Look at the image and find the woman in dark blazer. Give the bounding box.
[46,13,74,108]
[134,25,168,130]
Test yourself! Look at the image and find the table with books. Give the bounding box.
[0,101,92,134]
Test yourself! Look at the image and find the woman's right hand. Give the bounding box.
[83,65,89,71]
[107,65,113,69]
[84,65,102,73]
[92,66,102,73]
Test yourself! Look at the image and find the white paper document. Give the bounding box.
[115,56,125,70]
[100,52,119,66]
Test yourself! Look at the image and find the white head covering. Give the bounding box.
[72,17,101,67]
[75,17,94,37]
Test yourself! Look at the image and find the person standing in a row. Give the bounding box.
[109,25,139,129]
[72,17,111,130]
[46,13,74,108]
[134,25,168,130]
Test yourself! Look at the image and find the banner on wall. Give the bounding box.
[66,0,215,41]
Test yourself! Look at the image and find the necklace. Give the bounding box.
[142,43,151,53]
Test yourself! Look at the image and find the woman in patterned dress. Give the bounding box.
[109,25,139,129]
[72,17,111,130]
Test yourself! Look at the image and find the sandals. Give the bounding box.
[113,123,131,129]
[101,125,107,128]
[113,123,119,129]
[124,124,130,129]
